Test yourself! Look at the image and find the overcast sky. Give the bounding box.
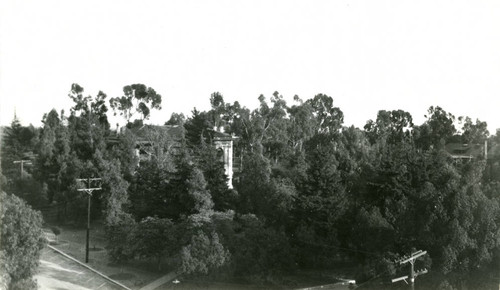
[1,0,499,133]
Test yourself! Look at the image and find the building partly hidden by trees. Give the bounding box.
[1,84,500,289]
[0,191,45,289]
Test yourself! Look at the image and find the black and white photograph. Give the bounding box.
[0,1,499,289]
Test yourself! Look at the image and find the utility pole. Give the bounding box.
[392,250,428,289]
[76,177,101,263]
[13,160,32,178]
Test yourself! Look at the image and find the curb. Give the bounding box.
[138,270,181,290]
[46,244,132,290]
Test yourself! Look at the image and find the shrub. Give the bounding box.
[0,191,46,289]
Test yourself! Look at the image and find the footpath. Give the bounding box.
[139,271,181,290]
[36,246,125,290]
[41,230,179,290]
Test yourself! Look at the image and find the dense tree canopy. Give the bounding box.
[2,86,500,289]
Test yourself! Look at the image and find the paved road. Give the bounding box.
[36,247,122,290]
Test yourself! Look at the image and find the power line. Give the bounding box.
[355,253,414,289]
[391,250,428,289]
[13,160,32,178]
[76,177,102,263]
[356,267,395,289]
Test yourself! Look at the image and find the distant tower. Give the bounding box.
[13,107,20,123]
[212,130,234,189]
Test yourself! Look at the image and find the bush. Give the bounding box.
[126,216,176,270]
[230,215,295,280]
[0,191,46,289]
[105,220,135,264]
[181,230,230,275]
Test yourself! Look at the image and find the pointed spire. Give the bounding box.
[11,107,21,128]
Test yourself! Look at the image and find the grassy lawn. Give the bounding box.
[45,222,170,289]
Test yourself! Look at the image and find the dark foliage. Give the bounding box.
[2,87,500,289]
